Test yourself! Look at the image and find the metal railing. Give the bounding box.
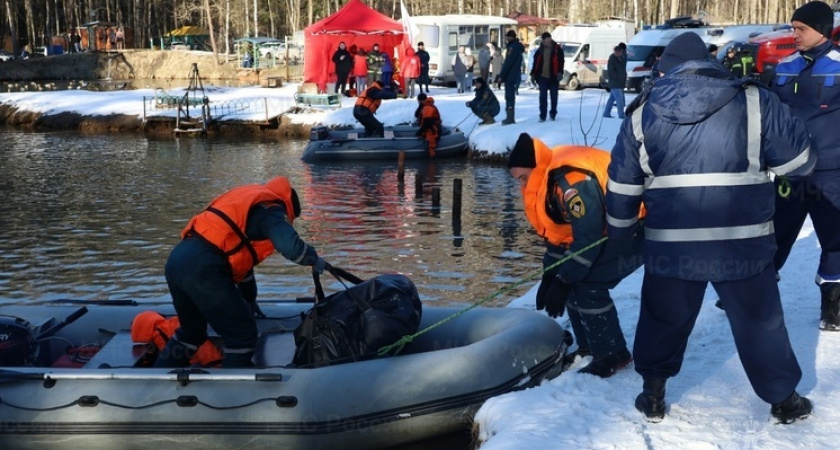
[142,96,273,124]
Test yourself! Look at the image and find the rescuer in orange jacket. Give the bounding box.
[416,96,442,157]
[353,80,397,137]
[154,176,327,368]
[508,132,644,378]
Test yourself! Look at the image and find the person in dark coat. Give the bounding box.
[508,133,644,378]
[603,46,627,118]
[332,42,353,95]
[530,32,564,122]
[607,32,814,424]
[771,2,840,329]
[465,77,500,124]
[495,30,525,125]
[156,176,326,368]
[416,42,431,94]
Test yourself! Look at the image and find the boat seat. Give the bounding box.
[84,331,154,369]
[253,331,297,367]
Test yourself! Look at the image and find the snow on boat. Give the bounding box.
[301,125,468,163]
[0,302,566,450]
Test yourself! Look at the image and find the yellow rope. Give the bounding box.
[376,236,609,356]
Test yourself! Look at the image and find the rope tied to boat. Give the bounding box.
[376,236,609,357]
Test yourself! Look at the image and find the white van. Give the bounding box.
[625,27,710,92]
[551,21,635,90]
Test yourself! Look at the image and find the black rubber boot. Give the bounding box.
[635,378,667,423]
[771,392,813,424]
[502,107,515,125]
[820,283,840,331]
[579,348,632,378]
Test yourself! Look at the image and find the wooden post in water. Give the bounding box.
[452,178,462,223]
[398,151,405,184]
[432,187,441,212]
[415,176,423,199]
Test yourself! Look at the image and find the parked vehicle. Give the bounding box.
[625,19,712,92]
[551,20,635,90]
[410,15,518,83]
[0,50,14,61]
[701,23,786,60]
[745,13,840,84]
[260,41,303,63]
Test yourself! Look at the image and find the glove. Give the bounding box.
[536,274,572,318]
[312,256,327,275]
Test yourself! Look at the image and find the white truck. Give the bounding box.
[550,21,635,90]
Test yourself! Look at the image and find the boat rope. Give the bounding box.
[376,236,609,357]
[451,111,476,129]
[0,395,289,412]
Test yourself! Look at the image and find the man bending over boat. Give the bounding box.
[416,95,441,158]
[508,133,644,378]
[353,80,397,137]
[155,176,327,368]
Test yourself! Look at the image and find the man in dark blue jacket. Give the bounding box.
[603,45,628,118]
[607,32,815,424]
[495,30,524,125]
[771,1,840,331]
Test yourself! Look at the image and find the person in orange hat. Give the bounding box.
[155,176,326,368]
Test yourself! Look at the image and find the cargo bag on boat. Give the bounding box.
[292,270,422,367]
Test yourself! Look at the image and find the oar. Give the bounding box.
[0,369,283,382]
[44,297,316,306]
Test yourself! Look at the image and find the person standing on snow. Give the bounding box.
[530,32,564,122]
[606,32,814,424]
[771,1,840,332]
[603,45,627,119]
[332,42,353,96]
[508,133,644,378]
[496,30,525,125]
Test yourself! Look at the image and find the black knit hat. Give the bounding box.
[473,77,485,86]
[792,1,834,39]
[658,32,708,73]
[506,30,517,38]
[507,133,536,168]
[541,31,552,39]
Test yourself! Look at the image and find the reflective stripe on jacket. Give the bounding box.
[182,180,296,283]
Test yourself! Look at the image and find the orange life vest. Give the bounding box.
[181,178,296,283]
[521,143,614,247]
[355,82,383,113]
[420,97,441,130]
[130,311,223,366]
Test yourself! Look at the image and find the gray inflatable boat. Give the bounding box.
[0,302,566,449]
[301,125,468,162]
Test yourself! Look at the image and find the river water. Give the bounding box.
[0,130,546,307]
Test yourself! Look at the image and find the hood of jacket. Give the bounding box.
[646,60,746,125]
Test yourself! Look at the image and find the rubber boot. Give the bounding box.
[771,391,813,424]
[502,107,515,125]
[223,349,255,368]
[153,338,197,368]
[820,282,840,331]
[481,113,495,125]
[635,378,666,423]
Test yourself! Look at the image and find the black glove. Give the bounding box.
[536,275,572,318]
[312,256,327,275]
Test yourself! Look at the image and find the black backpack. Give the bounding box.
[292,268,422,367]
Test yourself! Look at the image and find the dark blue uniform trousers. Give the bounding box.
[774,169,840,283]
[164,237,257,367]
[634,266,802,404]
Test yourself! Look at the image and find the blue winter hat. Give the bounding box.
[658,32,708,73]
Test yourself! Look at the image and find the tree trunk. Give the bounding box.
[203,0,221,63]
[6,0,20,55]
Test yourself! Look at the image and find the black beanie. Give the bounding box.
[792,1,834,39]
[658,32,708,73]
[507,133,536,169]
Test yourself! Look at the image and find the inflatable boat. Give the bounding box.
[301,125,468,163]
[0,301,566,450]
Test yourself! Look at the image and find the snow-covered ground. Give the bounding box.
[1,82,830,448]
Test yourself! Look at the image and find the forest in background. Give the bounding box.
[0,0,827,56]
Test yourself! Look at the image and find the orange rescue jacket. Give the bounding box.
[521,142,622,247]
[131,311,223,366]
[181,177,297,283]
[355,82,384,113]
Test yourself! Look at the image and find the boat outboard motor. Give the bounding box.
[0,316,34,366]
[310,125,329,141]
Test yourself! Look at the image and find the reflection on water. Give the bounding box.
[0,130,545,306]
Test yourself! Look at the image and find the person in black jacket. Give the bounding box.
[495,30,525,125]
[466,77,500,124]
[332,42,353,95]
[530,32,564,122]
[603,46,627,118]
[416,42,431,94]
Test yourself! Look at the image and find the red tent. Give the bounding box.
[304,0,404,92]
